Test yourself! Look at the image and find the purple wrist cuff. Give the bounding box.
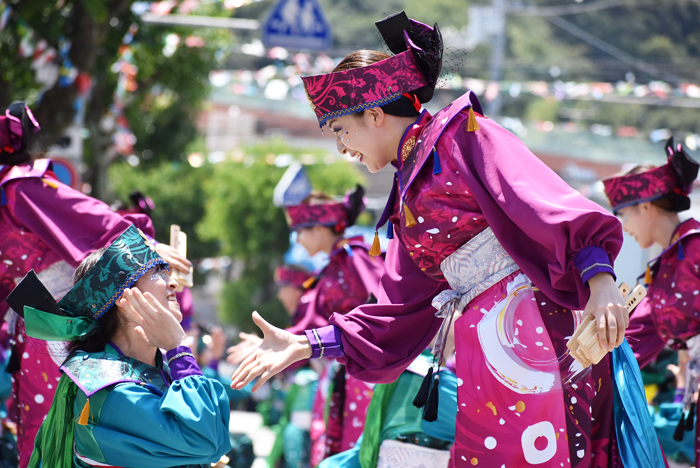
[304,325,344,359]
[575,246,616,285]
[165,346,202,379]
[674,388,686,404]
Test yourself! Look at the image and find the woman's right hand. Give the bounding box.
[120,288,186,350]
[226,332,263,365]
[230,312,311,392]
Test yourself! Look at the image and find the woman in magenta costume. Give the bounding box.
[0,102,190,468]
[603,139,700,460]
[231,187,384,465]
[228,13,663,467]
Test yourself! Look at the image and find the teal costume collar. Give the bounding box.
[6,225,168,341]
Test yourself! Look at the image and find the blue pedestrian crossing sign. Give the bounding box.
[261,0,332,51]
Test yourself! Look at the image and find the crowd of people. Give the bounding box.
[1,9,699,468]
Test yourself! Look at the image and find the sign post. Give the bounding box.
[261,0,332,51]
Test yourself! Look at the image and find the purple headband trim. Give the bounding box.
[603,162,682,213]
[301,49,428,128]
[285,202,348,231]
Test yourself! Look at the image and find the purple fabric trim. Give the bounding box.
[165,345,203,379]
[109,341,125,356]
[305,325,344,359]
[574,246,616,284]
[674,388,685,404]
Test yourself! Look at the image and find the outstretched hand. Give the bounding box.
[226,332,263,365]
[119,288,186,350]
[582,273,629,352]
[230,312,311,392]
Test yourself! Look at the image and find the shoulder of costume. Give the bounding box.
[0,158,53,188]
[399,91,482,198]
[645,218,700,274]
[330,236,370,257]
[61,350,170,398]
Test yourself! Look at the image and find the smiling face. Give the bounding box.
[328,110,395,173]
[133,265,182,322]
[618,204,655,249]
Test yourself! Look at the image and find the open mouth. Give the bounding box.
[167,294,178,302]
[352,152,363,162]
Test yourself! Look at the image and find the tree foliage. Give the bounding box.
[198,139,365,330]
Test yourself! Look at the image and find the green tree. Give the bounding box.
[198,139,365,331]
[109,159,218,261]
[1,0,235,201]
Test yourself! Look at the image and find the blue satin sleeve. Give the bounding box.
[86,375,231,468]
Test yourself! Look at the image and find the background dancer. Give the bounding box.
[229,186,384,465]
[604,138,700,464]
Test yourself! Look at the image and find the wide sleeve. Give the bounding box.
[5,177,155,267]
[449,115,623,309]
[87,375,231,468]
[625,297,666,369]
[327,237,448,383]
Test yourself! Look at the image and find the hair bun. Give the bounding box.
[666,137,700,193]
[343,184,366,227]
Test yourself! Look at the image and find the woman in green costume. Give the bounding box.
[7,225,231,468]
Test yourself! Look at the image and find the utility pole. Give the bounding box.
[487,0,507,117]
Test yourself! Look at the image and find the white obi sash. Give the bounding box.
[431,227,519,360]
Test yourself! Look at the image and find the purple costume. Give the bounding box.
[283,188,385,463]
[0,159,154,468]
[605,140,700,463]
[302,91,629,466]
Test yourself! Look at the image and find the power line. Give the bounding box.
[508,0,626,16]
[542,14,681,85]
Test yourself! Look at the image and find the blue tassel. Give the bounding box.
[678,242,685,260]
[386,222,394,239]
[343,243,354,257]
[432,149,442,175]
[0,188,5,205]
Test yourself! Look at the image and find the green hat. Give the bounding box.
[6,225,168,342]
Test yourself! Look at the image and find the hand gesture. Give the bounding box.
[120,288,186,350]
[226,332,263,365]
[155,243,192,276]
[582,273,629,352]
[230,312,311,392]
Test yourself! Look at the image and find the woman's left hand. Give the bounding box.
[582,273,629,352]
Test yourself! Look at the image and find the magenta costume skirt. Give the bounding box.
[451,271,622,467]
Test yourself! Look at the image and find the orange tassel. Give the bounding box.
[644,266,652,284]
[42,178,59,189]
[369,231,382,257]
[302,276,316,290]
[78,399,90,426]
[404,204,417,228]
[467,107,480,132]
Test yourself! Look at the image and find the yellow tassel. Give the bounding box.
[467,107,480,132]
[302,276,316,290]
[369,231,382,257]
[78,399,90,426]
[42,178,59,189]
[644,266,652,285]
[404,204,417,228]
